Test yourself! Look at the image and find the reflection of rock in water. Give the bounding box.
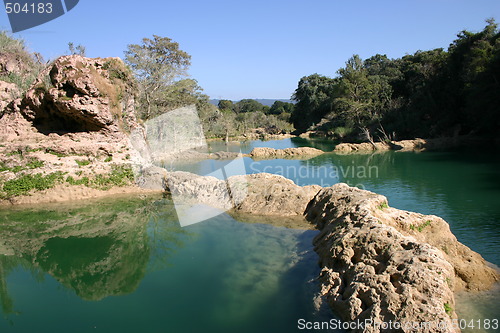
[0,196,185,303]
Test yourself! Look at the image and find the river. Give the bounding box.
[0,138,498,332]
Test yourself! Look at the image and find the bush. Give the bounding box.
[0,30,45,94]
[2,172,64,198]
[75,159,91,167]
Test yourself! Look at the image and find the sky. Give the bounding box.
[1,0,499,100]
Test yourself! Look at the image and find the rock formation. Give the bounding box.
[307,184,498,332]
[164,171,321,216]
[0,55,138,148]
[0,55,144,203]
[157,171,499,331]
[333,137,486,154]
[248,147,324,159]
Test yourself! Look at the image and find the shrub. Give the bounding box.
[2,172,64,197]
[75,159,91,167]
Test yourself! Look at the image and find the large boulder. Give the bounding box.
[163,171,321,216]
[21,55,137,134]
[307,184,499,332]
[249,147,324,159]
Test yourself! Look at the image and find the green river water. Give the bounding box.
[0,138,499,332]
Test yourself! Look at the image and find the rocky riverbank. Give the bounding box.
[156,170,499,331]
[333,136,494,154]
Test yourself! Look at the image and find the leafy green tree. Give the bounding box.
[269,101,295,115]
[291,74,338,132]
[233,99,266,113]
[217,99,234,111]
[124,35,191,120]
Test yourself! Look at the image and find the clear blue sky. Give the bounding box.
[1,0,499,100]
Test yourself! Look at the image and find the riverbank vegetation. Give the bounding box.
[291,20,500,141]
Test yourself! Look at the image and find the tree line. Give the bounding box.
[3,19,498,142]
[291,19,500,141]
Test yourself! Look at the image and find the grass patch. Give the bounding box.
[0,158,44,173]
[45,148,68,158]
[75,159,91,167]
[91,164,134,190]
[378,202,388,210]
[66,175,90,186]
[6,149,23,157]
[64,165,134,190]
[2,172,64,198]
[410,220,431,232]
[26,158,44,169]
[444,302,453,316]
[104,156,113,162]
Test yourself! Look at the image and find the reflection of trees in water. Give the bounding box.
[0,196,189,316]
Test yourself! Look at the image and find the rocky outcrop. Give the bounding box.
[153,170,499,331]
[0,55,138,145]
[164,171,320,216]
[306,184,498,331]
[249,147,324,159]
[0,55,145,203]
[333,137,486,154]
[21,55,137,135]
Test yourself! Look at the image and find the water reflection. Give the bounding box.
[0,195,325,333]
[0,195,189,310]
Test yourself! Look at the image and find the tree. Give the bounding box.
[291,74,338,132]
[124,35,191,120]
[217,99,234,111]
[233,99,266,113]
[68,42,86,56]
[269,101,295,115]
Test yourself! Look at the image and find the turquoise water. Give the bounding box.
[1,138,499,332]
[179,139,500,266]
[0,197,331,333]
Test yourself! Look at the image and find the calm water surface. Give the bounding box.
[0,197,332,333]
[1,138,499,332]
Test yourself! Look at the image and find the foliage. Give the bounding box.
[268,100,295,115]
[75,159,91,167]
[124,35,191,120]
[291,20,500,140]
[2,172,64,198]
[67,42,86,56]
[233,99,268,113]
[410,220,432,232]
[444,303,453,316]
[0,30,45,94]
[90,164,134,190]
[217,99,233,111]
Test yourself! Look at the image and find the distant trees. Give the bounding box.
[203,99,295,138]
[291,19,500,140]
[233,99,267,113]
[217,99,233,112]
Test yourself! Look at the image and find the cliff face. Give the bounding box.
[1,55,138,144]
[0,55,144,202]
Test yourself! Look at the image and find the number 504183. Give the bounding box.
[5,2,53,14]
